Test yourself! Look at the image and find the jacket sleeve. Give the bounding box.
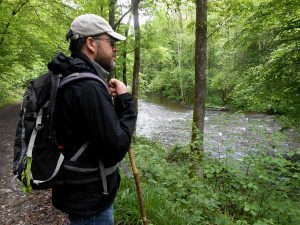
[77,80,137,166]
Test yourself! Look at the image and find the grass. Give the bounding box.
[114,137,300,225]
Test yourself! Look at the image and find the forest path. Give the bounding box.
[0,104,68,225]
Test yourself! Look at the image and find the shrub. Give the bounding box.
[114,137,300,225]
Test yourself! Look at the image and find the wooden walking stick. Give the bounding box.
[128,145,148,225]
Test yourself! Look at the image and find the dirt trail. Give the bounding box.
[0,104,68,225]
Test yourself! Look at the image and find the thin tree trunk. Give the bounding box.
[109,0,117,29]
[122,13,132,86]
[130,5,147,224]
[131,0,141,117]
[108,0,117,79]
[191,0,207,152]
[177,4,184,103]
[100,4,104,15]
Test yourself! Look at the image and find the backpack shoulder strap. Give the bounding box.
[59,72,110,94]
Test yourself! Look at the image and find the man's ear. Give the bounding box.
[85,37,97,54]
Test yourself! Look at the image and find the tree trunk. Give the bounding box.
[176,4,184,103]
[122,13,132,86]
[191,0,207,152]
[108,0,117,29]
[108,0,117,79]
[100,4,104,15]
[131,0,141,117]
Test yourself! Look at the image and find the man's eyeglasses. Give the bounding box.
[92,37,116,48]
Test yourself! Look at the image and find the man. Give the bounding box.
[47,14,137,225]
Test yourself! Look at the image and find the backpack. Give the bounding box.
[13,72,118,193]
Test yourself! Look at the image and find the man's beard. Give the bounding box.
[95,53,115,72]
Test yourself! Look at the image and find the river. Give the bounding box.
[136,96,300,158]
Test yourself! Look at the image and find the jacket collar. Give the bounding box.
[71,52,110,81]
[48,52,110,82]
[90,60,110,81]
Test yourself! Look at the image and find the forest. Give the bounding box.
[1,0,299,121]
[0,0,299,224]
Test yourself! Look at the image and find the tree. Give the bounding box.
[122,13,132,86]
[230,0,300,118]
[0,0,71,105]
[191,0,207,152]
[131,0,141,116]
[108,0,117,78]
[140,1,196,103]
[109,0,117,29]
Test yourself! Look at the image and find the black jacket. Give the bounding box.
[48,52,137,216]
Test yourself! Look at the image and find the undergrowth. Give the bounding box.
[114,137,300,225]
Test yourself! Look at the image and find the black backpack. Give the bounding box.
[13,72,116,193]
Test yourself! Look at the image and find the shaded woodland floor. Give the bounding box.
[0,104,68,225]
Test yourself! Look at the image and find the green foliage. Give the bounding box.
[149,67,194,102]
[115,138,195,225]
[115,178,190,225]
[115,137,300,225]
[1,0,299,122]
[139,5,196,104]
[0,1,298,221]
[0,0,73,107]
[222,0,300,119]
[133,0,299,125]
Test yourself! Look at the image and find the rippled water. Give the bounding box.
[136,99,300,158]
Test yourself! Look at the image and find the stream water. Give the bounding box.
[136,96,300,158]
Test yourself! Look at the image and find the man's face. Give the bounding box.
[93,34,117,71]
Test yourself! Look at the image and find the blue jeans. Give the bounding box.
[68,205,114,225]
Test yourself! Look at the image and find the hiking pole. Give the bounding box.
[128,145,148,225]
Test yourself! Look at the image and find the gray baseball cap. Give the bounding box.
[68,14,126,41]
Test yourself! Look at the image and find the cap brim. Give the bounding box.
[107,31,126,41]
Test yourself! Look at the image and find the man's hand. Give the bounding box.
[108,79,128,97]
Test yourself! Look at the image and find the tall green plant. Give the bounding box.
[115,137,300,225]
